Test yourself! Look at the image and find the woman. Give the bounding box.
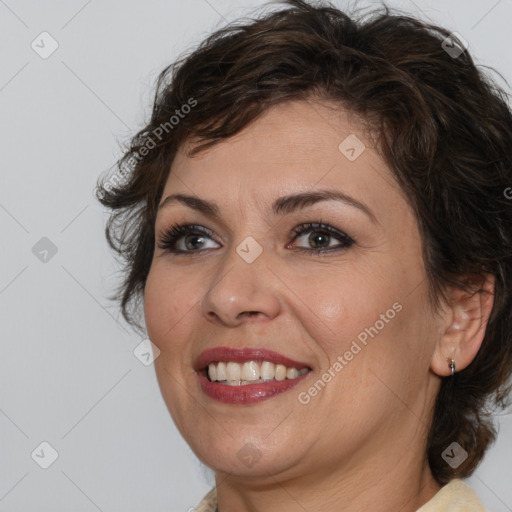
[96,0,512,510]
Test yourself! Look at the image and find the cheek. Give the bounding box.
[144,266,199,427]
[292,265,400,356]
[143,264,195,354]
[302,260,431,378]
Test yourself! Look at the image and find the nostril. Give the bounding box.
[241,311,259,318]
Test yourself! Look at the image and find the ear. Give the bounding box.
[431,274,495,377]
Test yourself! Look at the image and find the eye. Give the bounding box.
[157,221,355,256]
[288,222,354,254]
[157,223,219,253]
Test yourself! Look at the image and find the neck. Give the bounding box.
[214,461,441,512]
[213,412,442,512]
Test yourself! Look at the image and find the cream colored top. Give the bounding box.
[194,479,488,512]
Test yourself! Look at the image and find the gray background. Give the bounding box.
[1,0,511,510]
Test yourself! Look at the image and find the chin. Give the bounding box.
[200,450,299,479]
[185,430,302,479]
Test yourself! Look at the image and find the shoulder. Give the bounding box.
[194,487,217,512]
[416,479,488,512]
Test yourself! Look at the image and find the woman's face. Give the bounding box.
[144,100,443,482]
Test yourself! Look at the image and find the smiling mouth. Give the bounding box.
[195,346,313,404]
[206,360,311,386]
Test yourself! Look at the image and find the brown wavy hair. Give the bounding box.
[96,0,512,485]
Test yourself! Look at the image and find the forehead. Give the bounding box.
[162,99,406,219]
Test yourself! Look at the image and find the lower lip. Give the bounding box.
[197,370,311,405]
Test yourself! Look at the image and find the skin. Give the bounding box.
[144,99,494,512]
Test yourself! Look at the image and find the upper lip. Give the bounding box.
[195,346,311,371]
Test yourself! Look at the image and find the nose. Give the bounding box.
[200,241,282,327]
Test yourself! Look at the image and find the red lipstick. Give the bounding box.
[195,347,312,405]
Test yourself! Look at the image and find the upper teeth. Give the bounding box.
[208,361,309,383]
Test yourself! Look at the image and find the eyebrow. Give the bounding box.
[158,189,378,223]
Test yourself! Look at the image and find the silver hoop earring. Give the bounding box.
[449,359,456,376]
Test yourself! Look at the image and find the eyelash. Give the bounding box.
[157,222,355,256]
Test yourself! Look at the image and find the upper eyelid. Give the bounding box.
[157,222,353,251]
[156,221,346,239]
